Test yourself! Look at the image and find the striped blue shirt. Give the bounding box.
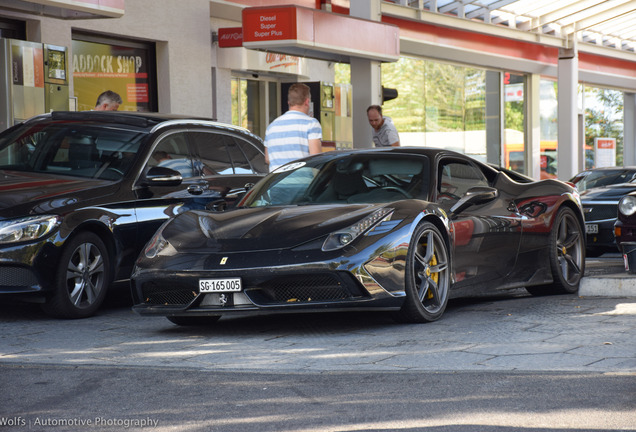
[264,110,322,171]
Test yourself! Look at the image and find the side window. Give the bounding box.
[236,138,268,174]
[150,133,199,178]
[225,138,252,174]
[189,131,234,175]
[438,160,489,201]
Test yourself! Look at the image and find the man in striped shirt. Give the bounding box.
[264,83,322,171]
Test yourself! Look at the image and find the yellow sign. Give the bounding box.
[72,39,153,112]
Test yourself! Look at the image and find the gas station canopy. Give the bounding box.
[388,0,636,52]
[1,0,124,19]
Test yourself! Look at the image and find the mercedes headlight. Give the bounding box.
[322,208,394,251]
[619,195,636,216]
[0,215,60,244]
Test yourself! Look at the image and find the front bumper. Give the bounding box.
[617,241,636,274]
[585,219,618,251]
[0,239,61,297]
[131,266,405,317]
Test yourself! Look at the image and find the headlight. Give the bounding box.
[322,208,394,251]
[0,215,60,244]
[144,221,175,258]
[619,195,636,216]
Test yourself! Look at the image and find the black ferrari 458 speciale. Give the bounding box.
[131,147,585,325]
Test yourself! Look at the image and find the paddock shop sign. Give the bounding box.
[72,39,153,112]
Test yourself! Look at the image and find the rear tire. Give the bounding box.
[526,207,584,296]
[42,232,111,319]
[395,221,450,323]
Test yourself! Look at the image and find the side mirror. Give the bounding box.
[205,187,249,212]
[140,166,182,187]
[206,199,227,212]
[450,186,498,215]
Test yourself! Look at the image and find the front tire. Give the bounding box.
[395,221,450,323]
[526,207,584,296]
[42,232,111,319]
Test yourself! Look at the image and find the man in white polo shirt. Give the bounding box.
[264,83,322,171]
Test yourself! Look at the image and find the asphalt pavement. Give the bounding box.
[0,254,635,431]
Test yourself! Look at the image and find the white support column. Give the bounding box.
[350,0,383,149]
[624,93,636,166]
[485,71,502,166]
[557,41,580,181]
[350,59,382,149]
[527,73,542,180]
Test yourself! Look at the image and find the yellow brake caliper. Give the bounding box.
[425,242,438,300]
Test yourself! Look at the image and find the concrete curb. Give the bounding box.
[580,272,636,297]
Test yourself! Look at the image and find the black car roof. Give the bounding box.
[23,111,259,140]
[575,166,636,174]
[298,146,498,168]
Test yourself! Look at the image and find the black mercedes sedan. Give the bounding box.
[132,148,585,326]
[0,111,266,318]
[570,167,636,256]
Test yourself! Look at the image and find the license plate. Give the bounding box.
[586,224,599,234]
[199,278,242,293]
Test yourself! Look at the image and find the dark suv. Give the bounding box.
[0,111,267,318]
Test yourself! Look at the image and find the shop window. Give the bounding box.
[380,57,487,161]
[540,80,558,179]
[268,81,278,125]
[503,72,526,174]
[583,86,624,168]
[232,77,276,139]
[71,34,157,112]
[0,18,26,40]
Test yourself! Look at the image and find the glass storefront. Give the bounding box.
[336,58,626,178]
[540,79,558,179]
[72,35,157,112]
[583,85,624,169]
[380,57,487,160]
[503,72,526,173]
[231,77,279,139]
[537,82,624,177]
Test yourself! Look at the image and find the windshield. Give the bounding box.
[0,121,147,180]
[571,169,636,192]
[241,154,430,207]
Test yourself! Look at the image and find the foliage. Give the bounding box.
[585,86,624,167]
[382,57,426,132]
[334,63,350,85]
[505,101,524,132]
[336,60,625,169]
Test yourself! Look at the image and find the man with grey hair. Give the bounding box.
[94,90,122,111]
